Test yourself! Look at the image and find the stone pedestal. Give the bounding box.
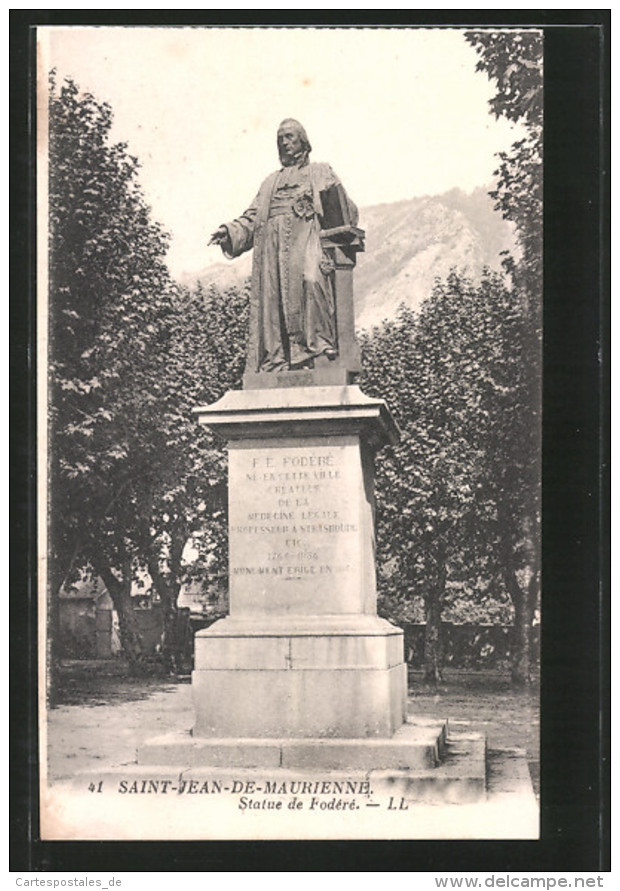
[133,387,504,820]
[191,385,407,746]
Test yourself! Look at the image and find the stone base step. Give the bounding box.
[136,720,486,805]
[367,734,487,805]
[139,718,448,772]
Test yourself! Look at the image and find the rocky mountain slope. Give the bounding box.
[179,186,515,331]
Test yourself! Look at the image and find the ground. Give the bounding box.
[408,669,539,797]
[46,663,539,797]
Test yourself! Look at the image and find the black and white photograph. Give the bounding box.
[36,22,550,844]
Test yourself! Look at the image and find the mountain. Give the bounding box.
[353,187,515,329]
[178,186,515,331]
[178,252,253,294]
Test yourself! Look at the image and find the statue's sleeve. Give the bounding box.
[221,194,260,259]
[323,165,359,227]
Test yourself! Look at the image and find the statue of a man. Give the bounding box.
[209,119,358,373]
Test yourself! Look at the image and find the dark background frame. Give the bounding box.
[10,9,609,873]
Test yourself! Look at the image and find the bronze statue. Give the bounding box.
[209,120,358,374]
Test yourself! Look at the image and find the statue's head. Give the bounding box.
[277,119,312,167]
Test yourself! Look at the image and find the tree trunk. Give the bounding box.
[423,561,446,685]
[46,531,83,707]
[95,562,145,669]
[505,567,531,687]
[148,559,181,673]
[497,504,538,688]
[147,522,188,673]
[423,592,443,685]
[527,571,540,673]
[46,572,61,708]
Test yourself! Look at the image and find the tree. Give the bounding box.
[48,74,180,674]
[465,29,543,683]
[465,29,543,302]
[48,77,253,686]
[361,290,486,684]
[360,268,539,685]
[142,280,249,670]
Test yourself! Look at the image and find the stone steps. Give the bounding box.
[136,718,486,804]
[48,725,538,839]
[139,718,444,770]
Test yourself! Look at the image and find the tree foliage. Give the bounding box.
[360,268,539,684]
[48,74,249,677]
[49,75,173,592]
[465,29,543,300]
[145,280,249,653]
[463,29,543,684]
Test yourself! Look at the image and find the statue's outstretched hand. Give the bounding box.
[208,226,229,247]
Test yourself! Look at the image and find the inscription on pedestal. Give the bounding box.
[228,437,371,616]
[233,451,355,577]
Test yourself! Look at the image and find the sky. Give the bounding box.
[39,26,527,278]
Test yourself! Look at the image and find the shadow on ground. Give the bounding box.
[53,660,192,707]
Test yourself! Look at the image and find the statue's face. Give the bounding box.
[277,124,305,166]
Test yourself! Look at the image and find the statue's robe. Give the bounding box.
[223,161,358,372]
